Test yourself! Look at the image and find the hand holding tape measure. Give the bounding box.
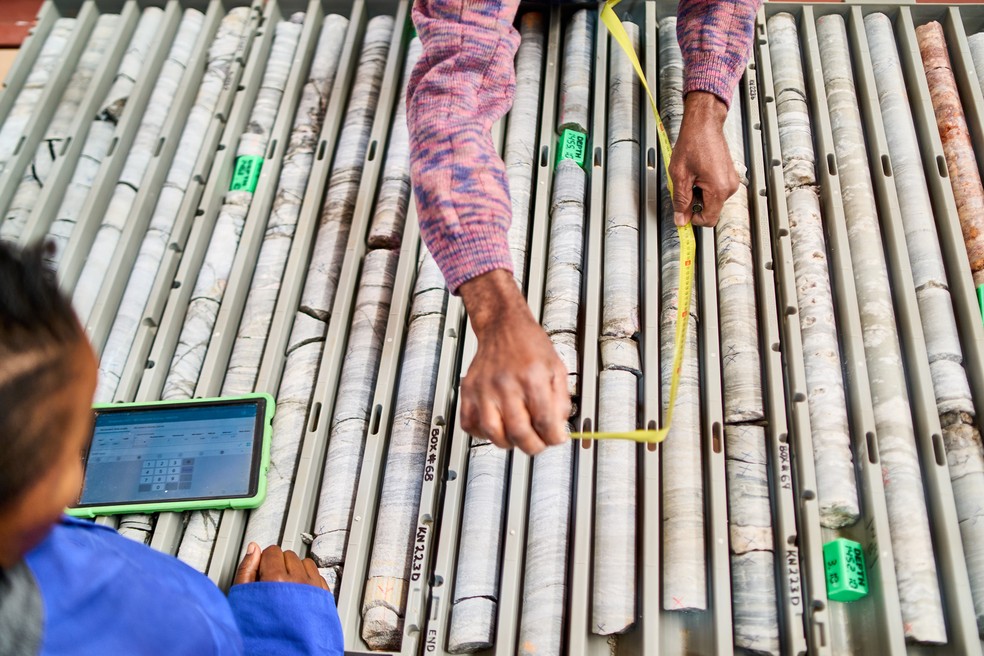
[570,0,698,444]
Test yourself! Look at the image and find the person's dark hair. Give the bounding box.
[0,241,86,507]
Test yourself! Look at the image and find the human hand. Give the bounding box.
[233,542,329,591]
[457,269,571,455]
[668,91,739,229]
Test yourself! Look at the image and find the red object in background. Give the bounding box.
[0,0,42,47]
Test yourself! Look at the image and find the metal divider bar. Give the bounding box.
[567,5,603,655]
[0,1,99,216]
[494,8,562,654]
[148,0,321,557]
[279,0,411,556]
[638,4,661,654]
[16,2,148,247]
[752,11,833,654]
[210,0,368,589]
[868,7,981,652]
[798,5,907,653]
[426,321,477,656]
[741,38,810,656]
[0,1,59,123]
[403,294,465,656]
[695,117,732,656]
[81,0,229,353]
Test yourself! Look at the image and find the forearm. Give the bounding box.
[676,0,762,107]
[407,0,521,294]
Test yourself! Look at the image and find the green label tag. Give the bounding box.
[823,538,868,602]
[557,129,587,168]
[978,284,984,325]
[230,155,264,193]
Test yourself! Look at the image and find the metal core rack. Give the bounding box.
[2,0,984,654]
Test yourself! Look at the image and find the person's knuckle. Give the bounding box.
[517,365,542,388]
[491,370,520,394]
[460,396,478,428]
[460,374,478,395]
[479,419,502,441]
[518,436,546,455]
[532,415,557,441]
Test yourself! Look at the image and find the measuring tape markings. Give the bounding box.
[570,0,697,444]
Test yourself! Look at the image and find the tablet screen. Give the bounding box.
[76,399,265,508]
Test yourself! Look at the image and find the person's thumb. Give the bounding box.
[233,542,261,585]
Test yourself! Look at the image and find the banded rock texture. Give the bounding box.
[222,15,349,396]
[767,12,859,529]
[503,12,545,286]
[659,17,705,612]
[308,249,399,574]
[161,16,304,407]
[167,16,306,571]
[510,10,576,655]
[240,16,393,555]
[299,15,393,322]
[820,15,946,643]
[593,21,638,638]
[918,21,984,287]
[176,16,352,572]
[0,18,76,173]
[1,15,120,241]
[716,100,763,424]
[49,10,201,267]
[726,425,779,655]
[869,13,984,634]
[366,38,422,250]
[109,8,254,547]
[557,9,593,134]
[362,253,448,651]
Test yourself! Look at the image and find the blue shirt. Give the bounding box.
[22,516,343,655]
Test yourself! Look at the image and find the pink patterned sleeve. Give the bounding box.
[677,0,762,107]
[406,0,521,294]
[407,0,760,294]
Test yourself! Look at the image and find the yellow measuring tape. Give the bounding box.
[570,0,696,444]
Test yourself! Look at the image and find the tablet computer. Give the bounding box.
[67,394,274,518]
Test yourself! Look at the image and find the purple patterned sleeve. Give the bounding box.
[407,0,521,294]
[677,0,762,106]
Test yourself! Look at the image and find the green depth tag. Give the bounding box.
[557,129,587,168]
[978,284,984,325]
[823,538,868,602]
[230,155,264,193]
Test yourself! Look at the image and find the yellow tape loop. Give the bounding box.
[579,0,696,444]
